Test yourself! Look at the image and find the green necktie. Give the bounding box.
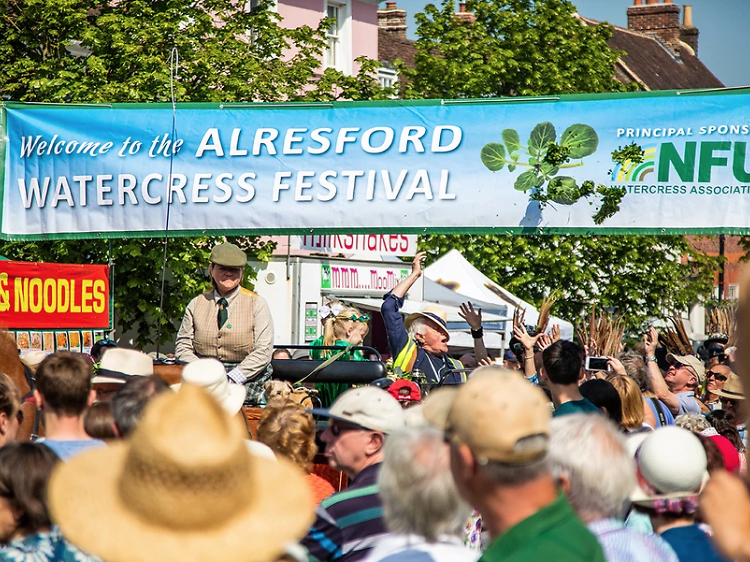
[217,297,228,329]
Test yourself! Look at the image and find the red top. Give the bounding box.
[308,472,336,504]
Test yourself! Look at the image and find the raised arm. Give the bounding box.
[391,251,426,299]
[644,326,679,415]
[513,323,541,379]
[459,302,488,363]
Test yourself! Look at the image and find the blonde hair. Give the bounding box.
[607,375,644,430]
[256,402,317,471]
[321,304,368,355]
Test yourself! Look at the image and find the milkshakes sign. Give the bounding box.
[2,89,750,239]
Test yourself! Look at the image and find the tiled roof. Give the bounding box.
[591,18,725,91]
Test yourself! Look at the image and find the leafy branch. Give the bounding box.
[481,123,643,224]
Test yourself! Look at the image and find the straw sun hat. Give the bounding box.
[48,384,314,562]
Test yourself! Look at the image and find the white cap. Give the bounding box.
[175,359,246,416]
[631,426,708,504]
[310,386,405,434]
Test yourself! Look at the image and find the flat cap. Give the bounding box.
[210,243,247,268]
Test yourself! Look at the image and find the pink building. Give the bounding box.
[274,0,381,76]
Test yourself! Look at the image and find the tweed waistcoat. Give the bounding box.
[193,289,255,363]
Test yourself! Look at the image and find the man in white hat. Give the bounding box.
[381,252,485,385]
[302,387,405,562]
[644,328,704,416]
[714,372,747,445]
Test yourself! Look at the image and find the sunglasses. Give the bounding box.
[343,314,370,323]
[706,370,728,382]
[329,420,366,437]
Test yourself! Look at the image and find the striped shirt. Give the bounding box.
[589,518,679,562]
[302,463,386,562]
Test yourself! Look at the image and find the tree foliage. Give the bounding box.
[0,0,391,346]
[420,235,720,333]
[0,0,391,103]
[405,0,717,327]
[398,0,628,100]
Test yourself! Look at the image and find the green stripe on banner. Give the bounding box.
[320,484,379,509]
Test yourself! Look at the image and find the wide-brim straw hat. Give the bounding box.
[172,358,247,415]
[404,305,450,341]
[49,385,314,562]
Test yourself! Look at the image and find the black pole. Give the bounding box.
[718,234,725,300]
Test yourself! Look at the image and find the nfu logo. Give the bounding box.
[612,141,750,183]
[610,145,657,182]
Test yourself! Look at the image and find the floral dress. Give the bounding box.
[0,530,101,562]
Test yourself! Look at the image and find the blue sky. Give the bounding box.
[395,0,749,87]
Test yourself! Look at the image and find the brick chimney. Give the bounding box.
[453,1,476,24]
[378,2,407,40]
[627,0,682,55]
[680,4,699,55]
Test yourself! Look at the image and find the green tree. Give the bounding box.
[404,0,717,328]
[0,0,391,102]
[420,235,719,333]
[0,0,391,346]
[399,0,627,100]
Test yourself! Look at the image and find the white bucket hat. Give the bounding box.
[631,426,708,506]
[174,359,246,416]
[94,349,153,384]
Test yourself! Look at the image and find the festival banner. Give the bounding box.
[3,89,750,239]
[0,261,111,329]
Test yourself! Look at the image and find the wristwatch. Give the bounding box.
[646,356,657,362]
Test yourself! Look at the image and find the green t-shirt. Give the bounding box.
[553,397,602,418]
[480,493,605,562]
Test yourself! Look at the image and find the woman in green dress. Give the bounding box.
[310,303,370,406]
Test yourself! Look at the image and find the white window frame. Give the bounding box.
[377,66,399,96]
[249,0,277,12]
[324,0,352,75]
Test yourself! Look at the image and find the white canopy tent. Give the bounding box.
[424,250,575,341]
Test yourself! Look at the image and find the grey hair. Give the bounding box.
[617,352,651,393]
[479,447,550,486]
[675,413,711,433]
[379,427,472,541]
[408,317,431,339]
[548,414,635,522]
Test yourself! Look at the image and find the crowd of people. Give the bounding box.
[1,243,750,562]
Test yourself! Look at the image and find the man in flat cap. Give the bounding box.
[176,242,273,403]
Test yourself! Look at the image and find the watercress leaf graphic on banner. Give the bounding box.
[561,124,599,159]
[481,142,506,171]
[502,129,522,158]
[508,164,517,172]
[514,170,538,192]
[529,157,539,167]
[535,175,546,187]
[548,176,579,205]
[528,122,556,157]
[540,162,559,177]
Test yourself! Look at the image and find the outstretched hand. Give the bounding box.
[608,356,626,376]
[643,326,659,356]
[513,323,540,351]
[459,302,483,331]
[477,357,494,368]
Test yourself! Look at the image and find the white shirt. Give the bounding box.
[362,533,480,562]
